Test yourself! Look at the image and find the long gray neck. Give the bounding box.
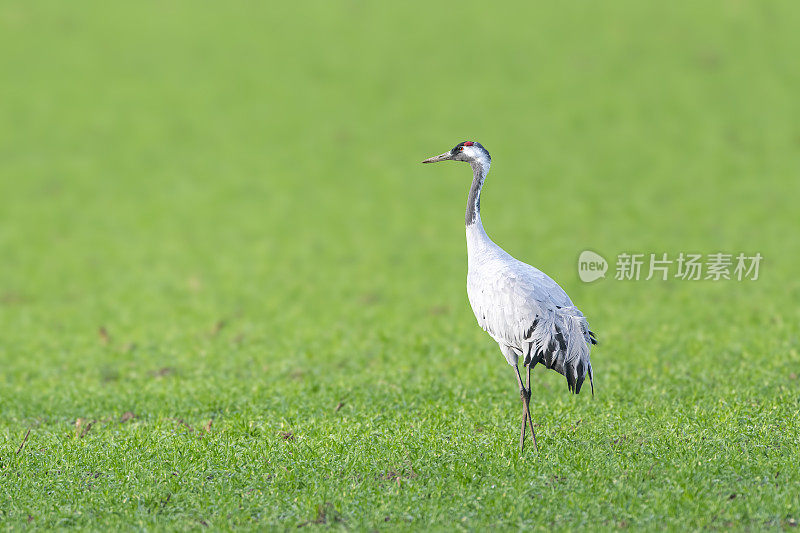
[465,161,488,226]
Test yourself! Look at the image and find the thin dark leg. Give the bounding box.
[519,364,530,451]
[515,365,538,453]
[527,364,537,451]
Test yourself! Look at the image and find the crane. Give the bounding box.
[422,141,596,452]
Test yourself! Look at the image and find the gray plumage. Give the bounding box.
[467,240,595,394]
[424,140,596,398]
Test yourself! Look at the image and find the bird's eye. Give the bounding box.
[459,146,464,151]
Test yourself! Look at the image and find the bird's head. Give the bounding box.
[421,141,491,168]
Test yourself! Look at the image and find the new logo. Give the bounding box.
[578,250,608,282]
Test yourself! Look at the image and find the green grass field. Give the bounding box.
[2,1,799,529]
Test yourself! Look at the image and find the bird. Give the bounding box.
[422,141,596,452]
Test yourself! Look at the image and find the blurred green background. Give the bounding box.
[1,1,798,529]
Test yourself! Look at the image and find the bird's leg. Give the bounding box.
[519,398,526,451]
[526,363,537,451]
[515,364,538,453]
[519,363,531,451]
[527,362,532,395]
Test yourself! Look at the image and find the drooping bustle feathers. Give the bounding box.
[522,306,594,394]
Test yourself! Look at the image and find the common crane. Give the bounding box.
[422,141,597,452]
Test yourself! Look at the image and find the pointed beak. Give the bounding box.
[421,151,453,164]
